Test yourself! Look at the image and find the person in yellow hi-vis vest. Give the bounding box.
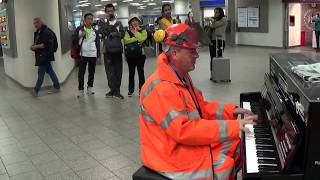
[140,24,258,180]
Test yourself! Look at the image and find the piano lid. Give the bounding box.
[270,53,320,102]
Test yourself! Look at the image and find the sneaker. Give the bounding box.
[48,88,60,94]
[105,91,114,98]
[87,87,95,95]
[77,90,85,98]
[31,89,38,97]
[113,93,124,99]
[128,92,133,97]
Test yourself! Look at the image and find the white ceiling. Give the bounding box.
[72,0,175,15]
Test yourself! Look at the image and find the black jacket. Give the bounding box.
[33,25,55,66]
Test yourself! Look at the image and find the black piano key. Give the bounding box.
[258,159,278,164]
[257,152,276,158]
[257,154,276,159]
[255,135,272,139]
[257,147,274,151]
[258,166,279,172]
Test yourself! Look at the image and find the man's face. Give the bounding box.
[163,5,171,18]
[172,47,199,73]
[105,7,115,20]
[84,15,93,26]
[33,19,42,30]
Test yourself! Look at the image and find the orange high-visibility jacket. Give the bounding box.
[139,53,240,180]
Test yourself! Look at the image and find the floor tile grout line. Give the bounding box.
[0,157,11,180]
[5,105,78,179]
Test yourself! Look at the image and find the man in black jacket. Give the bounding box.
[98,3,125,99]
[30,17,60,97]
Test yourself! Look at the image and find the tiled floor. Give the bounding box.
[0,46,319,180]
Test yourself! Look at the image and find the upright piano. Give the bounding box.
[241,53,320,180]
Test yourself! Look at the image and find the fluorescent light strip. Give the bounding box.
[147,3,156,5]
[95,4,102,7]
[130,3,142,6]
[78,0,88,3]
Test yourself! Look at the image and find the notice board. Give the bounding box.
[236,0,268,33]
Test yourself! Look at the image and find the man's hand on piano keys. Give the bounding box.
[234,107,255,116]
[239,115,258,133]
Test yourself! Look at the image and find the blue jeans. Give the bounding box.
[34,62,60,92]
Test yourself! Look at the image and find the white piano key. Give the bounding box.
[243,101,259,173]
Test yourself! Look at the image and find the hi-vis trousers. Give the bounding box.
[211,138,241,180]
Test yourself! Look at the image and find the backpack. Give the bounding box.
[104,22,123,54]
[125,30,142,58]
[70,26,84,59]
[47,28,58,52]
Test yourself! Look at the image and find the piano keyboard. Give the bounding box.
[243,101,280,174]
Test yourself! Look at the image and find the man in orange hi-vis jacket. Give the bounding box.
[139,23,257,180]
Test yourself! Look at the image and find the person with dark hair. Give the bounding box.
[185,11,195,26]
[98,3,125,99]
[207,7,227,80]
[173,15,181,24]
[77,13,100,98]
[158,3,173,54]
[124,14,147,97]
[312,13,320,52]
[30,17,60,97]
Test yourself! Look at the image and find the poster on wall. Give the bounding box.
[247,7,259,28]
[238,7,248,27]
[58,0,74,54]
[0,8,9,48]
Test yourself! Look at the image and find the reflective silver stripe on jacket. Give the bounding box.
[142,78,161,99]
[160,109,187,129]
[236,144,240,154]
[160,169,213,179]
[215,166,235,180]
[141,106,199,125]
[213,141,232,168]
[216,103,225,120]
[188,109,200,120]
[218,120,228,142]
[140,105,155,123]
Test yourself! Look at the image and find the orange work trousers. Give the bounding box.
[211,138,241,180]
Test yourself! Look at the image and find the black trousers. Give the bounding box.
[78,56,96,90]
[127,55,146,93]
[209,40,225,71]
[316,31,320,49]
[158,43,163,54]
[104,53,123,94]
